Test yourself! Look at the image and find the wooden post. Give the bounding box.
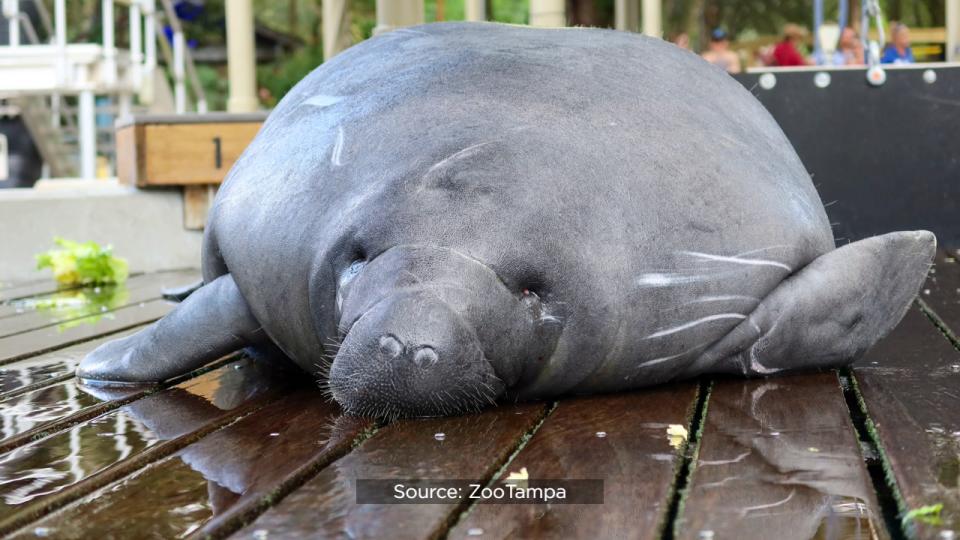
[322,0,351,60]
[225,0,258,113]
[374,0,424,35]
[641,0,661,37]
[465,0,486,21]
[615,0,640,32]
[529,0,565,27]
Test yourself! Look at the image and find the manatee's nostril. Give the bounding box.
[412,347,439,367]
[378,335,403,358]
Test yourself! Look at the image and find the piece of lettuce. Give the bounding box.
[36,238,128,286]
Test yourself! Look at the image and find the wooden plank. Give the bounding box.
[0,350,237,456]
[0,269,195,319]
[854,306,960,538]
[0,281,86,305]
[0,270,198,337]
[183,185,218,230]
[114,122,143,188]
[0,379,142,447]
[10,388,371,539]
[233,403,549,539]
[0,355,293,534]
[675,373,888,540]
[918,249,960,339]
[449,384,700,540]
[0,298,173,365]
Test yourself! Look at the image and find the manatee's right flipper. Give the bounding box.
[679,231,936,378]
[78,274,266,385]
[161,279,205,302]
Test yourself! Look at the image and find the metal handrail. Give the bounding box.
[16,12,39,44]
[29,0,53,40]
[157,0,208,113]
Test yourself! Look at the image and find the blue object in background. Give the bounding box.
[880,45,915,64]
[162,25,198,48]
[174,0,205,22]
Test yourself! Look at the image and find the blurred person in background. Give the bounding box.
[881,22,915,64]
[833,27,865,65]
[701,28,741,74]
[670,31,690,50]
[772,23,810,66]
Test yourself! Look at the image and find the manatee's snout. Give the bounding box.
[329,292,504,418]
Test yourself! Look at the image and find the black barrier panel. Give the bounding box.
[735,66,960,248]
[0,117,42,189]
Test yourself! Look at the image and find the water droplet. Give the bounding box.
[34,527,53,537]
[951,364,960,373]
[924,289,931,295]
[596,431,607,438]
[139,302,146,307]
[467,528,484,536]
[93,287,101,294]
[252,530,269,540]
[770,431,781,437]
[699,530,715,539]
[808,447,820,452]
[270,432,280,437]
[434,433,445,441]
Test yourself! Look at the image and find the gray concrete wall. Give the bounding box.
[0,183,202,282]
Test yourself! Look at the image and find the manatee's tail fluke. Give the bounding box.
[679,231,936,377]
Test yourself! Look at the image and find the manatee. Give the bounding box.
[77,22,935,418]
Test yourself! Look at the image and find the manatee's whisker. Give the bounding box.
[680,251,792,272]
[644,313,747,339]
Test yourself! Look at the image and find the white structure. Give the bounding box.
[615,0,661,37]
[0,0,206,180]
[374,0,425,36]
[529,0,566,27]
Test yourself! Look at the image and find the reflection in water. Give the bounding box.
[0,356,283,519]
[686,376,884,540]
[13,382,358,539]
[0,356,80,396]
[8,286,130,331]
[0,380,122,440]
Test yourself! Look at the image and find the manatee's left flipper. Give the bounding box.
[78,274,265,385]
[680,231,936,378]
[161,279,205,302]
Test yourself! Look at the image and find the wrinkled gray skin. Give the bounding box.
[78,22,936,419]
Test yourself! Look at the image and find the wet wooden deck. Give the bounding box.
[0,253,957,540]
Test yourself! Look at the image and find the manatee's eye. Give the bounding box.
[378,335,403,358]
[412,346,439,367]
[340,259,367,287]
[521,288,541,304]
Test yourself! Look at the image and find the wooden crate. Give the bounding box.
[115,112,267,187]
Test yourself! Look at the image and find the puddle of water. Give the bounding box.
[4,287,130,333]
[0,329,142,398]
[0,381,128,441]
[0,356,281,518]
[682,375,887,540]
[11,389,358,539]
